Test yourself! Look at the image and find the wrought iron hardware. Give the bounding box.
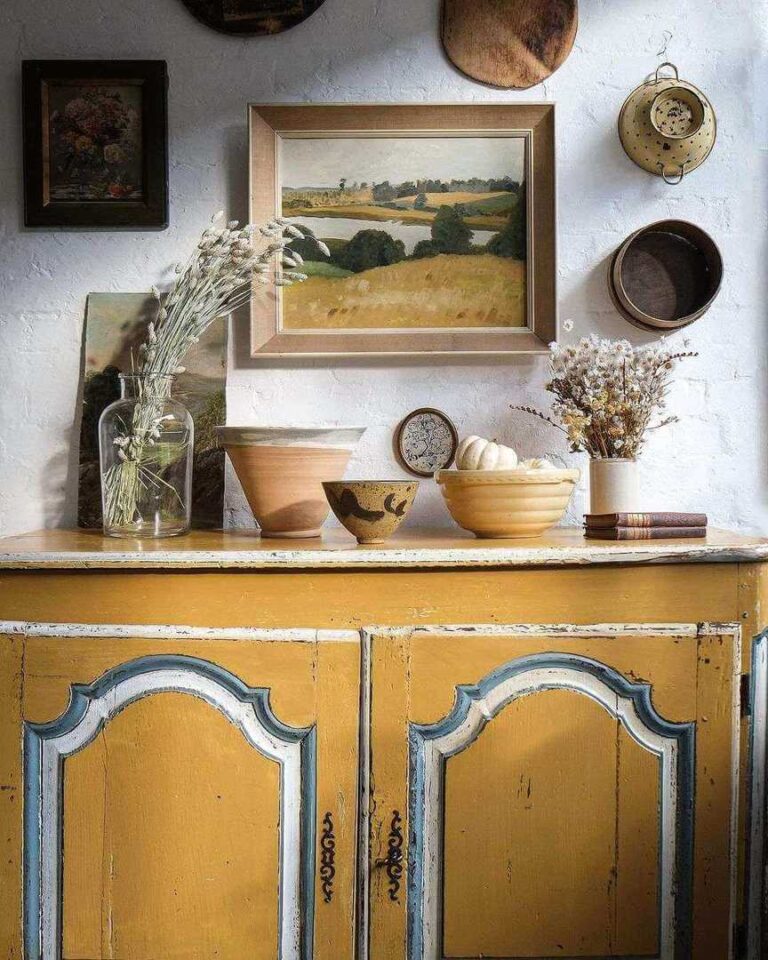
[385,810,404,902]
[320,811,336,903]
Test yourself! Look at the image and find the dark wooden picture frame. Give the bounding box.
[249,103,556,356]
[22,60,169,228]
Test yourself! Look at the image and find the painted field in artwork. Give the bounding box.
[285,254,525,329]
[280,136,526,330]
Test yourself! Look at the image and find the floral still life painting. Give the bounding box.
[78,293,226,529]
[280,135,527,330]
[23,61,168,227]
[47,85,143,201]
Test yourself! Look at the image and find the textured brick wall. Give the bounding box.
[0,0,766,535]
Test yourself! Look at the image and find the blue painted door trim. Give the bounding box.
[407,651,695,960]
[23,653,316,960]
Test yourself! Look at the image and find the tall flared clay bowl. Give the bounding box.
[216,426,365,538]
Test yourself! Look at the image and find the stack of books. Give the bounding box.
[584,512,708,540]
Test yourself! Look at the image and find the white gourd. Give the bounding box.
[520,457,556,470]
[456,436,518,471]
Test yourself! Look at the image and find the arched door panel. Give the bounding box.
[19,625,360,960]
[365,623,739,960]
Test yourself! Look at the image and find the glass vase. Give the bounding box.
[99,374,193,539]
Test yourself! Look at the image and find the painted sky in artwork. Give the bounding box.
[280,136,526,188]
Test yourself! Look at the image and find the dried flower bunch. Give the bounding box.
[138,211,319,380]
[102,211,319,530]
[512,335,697,459]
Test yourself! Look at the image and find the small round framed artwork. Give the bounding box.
[395,408,459,478]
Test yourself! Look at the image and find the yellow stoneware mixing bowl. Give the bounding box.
[436,467,580,539]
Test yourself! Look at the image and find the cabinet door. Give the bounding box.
[364,623,740,960]
[0,622,360,960]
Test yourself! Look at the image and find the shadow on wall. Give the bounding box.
[42,421,81,529]
[47,315,91,529]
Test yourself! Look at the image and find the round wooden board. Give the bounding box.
[177,0,326,35]
[441,0,578,89]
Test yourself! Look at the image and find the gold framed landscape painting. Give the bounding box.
[249,104,555,356]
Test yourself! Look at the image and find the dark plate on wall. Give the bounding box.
[177,0,326,34]
[609,220,723,330]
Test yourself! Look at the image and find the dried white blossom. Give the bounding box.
[512,334,697,459]
[102,213,324,529]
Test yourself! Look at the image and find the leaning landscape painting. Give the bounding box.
[279,135,527,330]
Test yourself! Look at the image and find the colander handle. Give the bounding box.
[654,61,679,83]
[659,161,687,184]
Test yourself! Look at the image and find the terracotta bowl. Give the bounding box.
[436,468,580,539]
[323,480,418,544]
[216,426,365,538]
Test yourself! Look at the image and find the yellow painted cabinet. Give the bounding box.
[365,624,741,960]
[3,625,360,960]
[0,619,751,960]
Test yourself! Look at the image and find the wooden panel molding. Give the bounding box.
[747,630,768,959]
[407,650,695,960]
[23,650,317,960]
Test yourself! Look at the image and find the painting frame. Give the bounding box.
[249,103,556,356]
[22,60,169,228]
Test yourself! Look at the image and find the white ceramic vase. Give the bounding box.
[588,458,639,515]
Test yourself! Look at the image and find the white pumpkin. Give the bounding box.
[456,436,518,471]
[520,457,557,470]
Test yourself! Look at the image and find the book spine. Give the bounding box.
[586,512,708,529]
[585,527,708,541]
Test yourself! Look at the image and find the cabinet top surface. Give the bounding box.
[0,527,765,570]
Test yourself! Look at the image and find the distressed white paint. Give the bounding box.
[34,664,307,960]
[414,664,681,960]
[356,627,373,960]
[0,620,358,642]
[727,626,743,960]
[748,635,768,960]
[0,0,766,538]
[0,534,766,569]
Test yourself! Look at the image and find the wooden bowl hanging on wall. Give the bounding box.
[609,220,723,331]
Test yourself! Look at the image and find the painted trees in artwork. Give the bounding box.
[338,230,406,273]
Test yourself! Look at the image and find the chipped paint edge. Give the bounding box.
[23,653,318,960]
[356,627,372,960]
[728,624,743,960]
[373,622,703,639]
[747,631,768,959]
[407,650,696,960]
[0,621,359,642]
[1,541,768,570]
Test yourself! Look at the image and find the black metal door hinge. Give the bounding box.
[733,921,747,958]
[742,674,752,718]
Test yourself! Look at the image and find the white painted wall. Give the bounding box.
[1,0,766,536]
